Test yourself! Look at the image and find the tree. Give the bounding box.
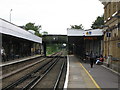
[70,24,84,29]
[91,16,104,29]
[23,22,42,37]
[42,31,48,35]
[24,22,41,31]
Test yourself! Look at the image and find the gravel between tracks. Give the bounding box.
[2,58,52,88]
[34,58,67,89]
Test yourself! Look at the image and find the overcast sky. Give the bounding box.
[0,0,104,34]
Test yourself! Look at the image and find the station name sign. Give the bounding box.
[84,37,98,40]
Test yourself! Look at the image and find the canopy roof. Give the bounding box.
[0,18,42,43]
[67,29,103,36]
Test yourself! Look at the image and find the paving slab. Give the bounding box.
[81,60,119,89]
[67,55,97,88]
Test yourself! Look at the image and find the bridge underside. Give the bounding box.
[42,35,67,56]
[42,35,67,44]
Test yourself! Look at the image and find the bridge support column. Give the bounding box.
[43,42,46,57]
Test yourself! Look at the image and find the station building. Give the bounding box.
[100,1,120,72]
[0,18,42,61]
[67,29,103,59]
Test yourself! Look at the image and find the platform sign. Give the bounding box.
[86,31,92,36]
[84,37,97,40]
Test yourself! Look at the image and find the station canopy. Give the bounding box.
[0,18,42,43]
[67,29,104,56]
[67,29,103,36]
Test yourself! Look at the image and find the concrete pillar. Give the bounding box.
[43,42,46,57]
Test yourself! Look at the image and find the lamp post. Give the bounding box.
[10,9,12,22]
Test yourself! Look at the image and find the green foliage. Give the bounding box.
[24,22,41,31]
[35,31,42,37]
[42,31,48,35]
[23,22,42,37]
[46,44,62,55]
[91,16,104,29]
[70,24,84,29]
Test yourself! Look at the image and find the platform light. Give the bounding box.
[53,37,55,40]
[63,43,66,47]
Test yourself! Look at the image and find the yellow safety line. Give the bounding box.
[80,63,101,90]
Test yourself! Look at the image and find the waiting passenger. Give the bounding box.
[1,47,6,62]
[96,55,104,65]
[96,58,100,64]
[90,51,95,68]
[100,55,104,62]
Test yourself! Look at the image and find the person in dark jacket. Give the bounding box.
[90,51,95,68]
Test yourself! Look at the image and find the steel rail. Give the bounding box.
[2,58,55,90]
[1,57,45,79]
[53,60,65,90]
[1,52,58,68]
[2,52,61,90]
[1,52,60,80]
[22,56,61,90]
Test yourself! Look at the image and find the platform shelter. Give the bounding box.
[0,18,42,61]
[67,29,104,58]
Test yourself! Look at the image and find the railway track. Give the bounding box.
[1,52,61,88]
[2,52,66,90]
[1,52,59,76]
[33,57,67,90]
[23,56,66,90]
[1,52,60,79]
[1,56,43,76]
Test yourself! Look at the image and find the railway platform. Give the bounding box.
[0,55,42,67]
[65,55,119,89]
